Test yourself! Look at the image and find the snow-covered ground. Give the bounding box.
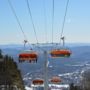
[25,86,33,90]
[25,84,69,90]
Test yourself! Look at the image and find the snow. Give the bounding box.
[25,86,33,90]
[25,84,69,90]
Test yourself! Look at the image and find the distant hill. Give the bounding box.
[0,43,90,48]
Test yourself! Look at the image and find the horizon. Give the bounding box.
[0,42,90,46]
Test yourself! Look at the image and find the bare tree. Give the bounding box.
[81,69,90,90]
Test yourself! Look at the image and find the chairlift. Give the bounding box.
[50,36,71,58]
[32,78,44,85]
[18,50,38,63]
[50,76,61,84]
[50,49,71,58]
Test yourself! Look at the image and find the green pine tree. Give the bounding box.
[0,49,3,58]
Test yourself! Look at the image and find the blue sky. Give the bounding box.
[0,0,90,44]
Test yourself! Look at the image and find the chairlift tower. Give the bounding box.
[44,50,49,90]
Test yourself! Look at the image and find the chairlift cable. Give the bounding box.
[25,0,39,44]
[52,0,55,44]
[25,0,48,52]
[7,0,31,47]
[60,0,70,44]
[43,0,48,43]
[50,0,71,58]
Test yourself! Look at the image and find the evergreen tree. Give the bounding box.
[0,49,3,58]
[70,83,75,90]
